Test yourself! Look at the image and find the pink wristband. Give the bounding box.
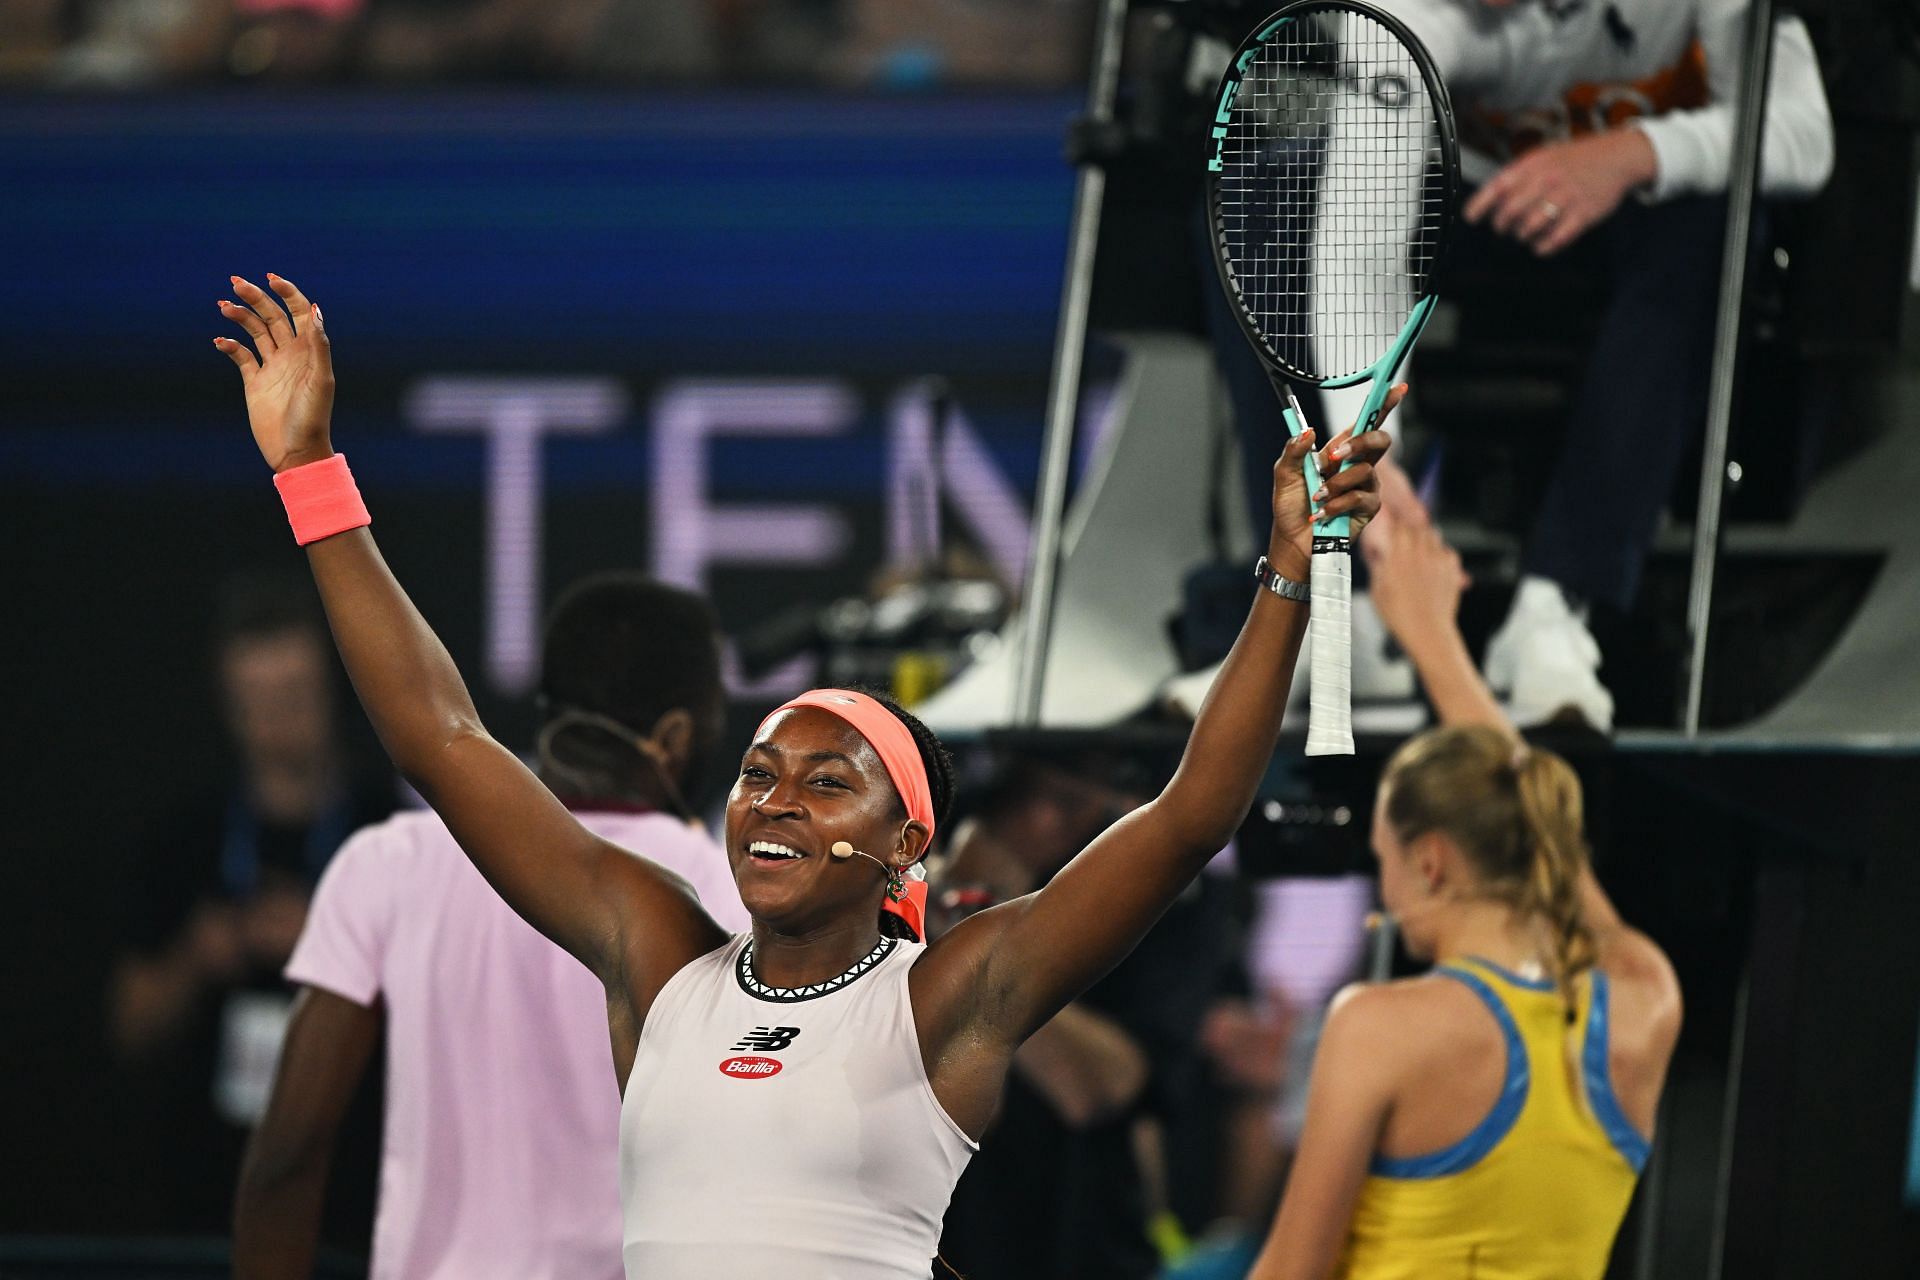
[273,454,371,546]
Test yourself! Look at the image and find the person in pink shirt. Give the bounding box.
[231,572,750,1279]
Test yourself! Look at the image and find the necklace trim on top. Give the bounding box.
[736,935,898,1003]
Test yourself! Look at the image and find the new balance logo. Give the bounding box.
[731,1025,802,1052]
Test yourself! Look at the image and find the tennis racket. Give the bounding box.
[1205,0,1458,756]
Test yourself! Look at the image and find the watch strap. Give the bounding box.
[1254,555,1310,603]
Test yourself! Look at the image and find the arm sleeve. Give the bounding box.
[1633,6,1834,201]
[284,823,397,1007]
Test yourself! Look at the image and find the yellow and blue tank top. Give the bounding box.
[1335,957,1649,1280]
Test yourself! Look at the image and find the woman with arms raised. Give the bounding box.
[213,272,1394,1278]
[1248,505,1683,1280]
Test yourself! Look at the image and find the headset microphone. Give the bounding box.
[830,841,894,876]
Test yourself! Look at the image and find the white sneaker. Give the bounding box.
[1485,575,1615,731]
[1160,590,1418,721]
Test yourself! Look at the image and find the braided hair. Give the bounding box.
[839,686,955,940]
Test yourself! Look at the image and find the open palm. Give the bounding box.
[214,273,336,473]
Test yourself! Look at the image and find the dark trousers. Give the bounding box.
[1202,194,1731,612]
[1518,195,1728,610]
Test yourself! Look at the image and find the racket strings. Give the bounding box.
[1215,9,1446,382]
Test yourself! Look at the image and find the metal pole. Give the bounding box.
[1633,1091,1672,1279]
[1683,0,1777,734]
[1366,913,1398,983]
[1706,969,1753,1280]
[1011,0,1131,727]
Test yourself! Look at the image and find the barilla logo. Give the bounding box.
[719,1055,783,1080]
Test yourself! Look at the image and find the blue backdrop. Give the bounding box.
[0,91,1077,375]
[1,91,1088,506]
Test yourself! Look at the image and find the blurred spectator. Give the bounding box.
[46,0,231,88]
[358,0,592,83]
[1167,877,1375,1278]
[9,0,1095,88]
[932,754,1238,1280]
[551,0,723,83]
[224,0,360,82]
[234,573,748,1280]
[0,0,71,82]
[109,576,393,1234]
[831,0,1091,89]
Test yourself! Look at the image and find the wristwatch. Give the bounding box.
[1254,555,1310,603]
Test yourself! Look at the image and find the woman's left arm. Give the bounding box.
[935,395,1397,1045]
[1246,985,1400,1280]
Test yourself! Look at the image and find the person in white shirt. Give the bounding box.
[1199,0,1834,730]
[1411,0,1833,730]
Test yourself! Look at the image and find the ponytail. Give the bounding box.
[1512,749,1595,1021]
[1383,727,1596,1020]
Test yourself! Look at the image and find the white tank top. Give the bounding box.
[619,933,978,1279]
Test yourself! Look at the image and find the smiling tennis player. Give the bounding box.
[214,271,1394,1278]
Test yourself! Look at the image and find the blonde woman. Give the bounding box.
[1249,512,1682,1280]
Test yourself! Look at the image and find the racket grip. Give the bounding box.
[1306,545,1354,757]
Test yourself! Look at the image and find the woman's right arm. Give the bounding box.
[1363,513,1625,931]
[215,274,725,989]
[1368,509,1681,1119]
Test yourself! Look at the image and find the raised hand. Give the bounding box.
[214,274,336,473]
[1268,383,1404,572]
[1364,511,1471,656]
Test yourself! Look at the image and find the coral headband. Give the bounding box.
[756,689,937,852]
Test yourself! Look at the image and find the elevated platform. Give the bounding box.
[923,336,1920,746]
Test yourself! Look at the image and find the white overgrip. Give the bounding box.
[1306,548,1355,757]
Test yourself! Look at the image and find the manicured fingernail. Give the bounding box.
[1312,487,1329,503]
[1330,443,1351,460]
